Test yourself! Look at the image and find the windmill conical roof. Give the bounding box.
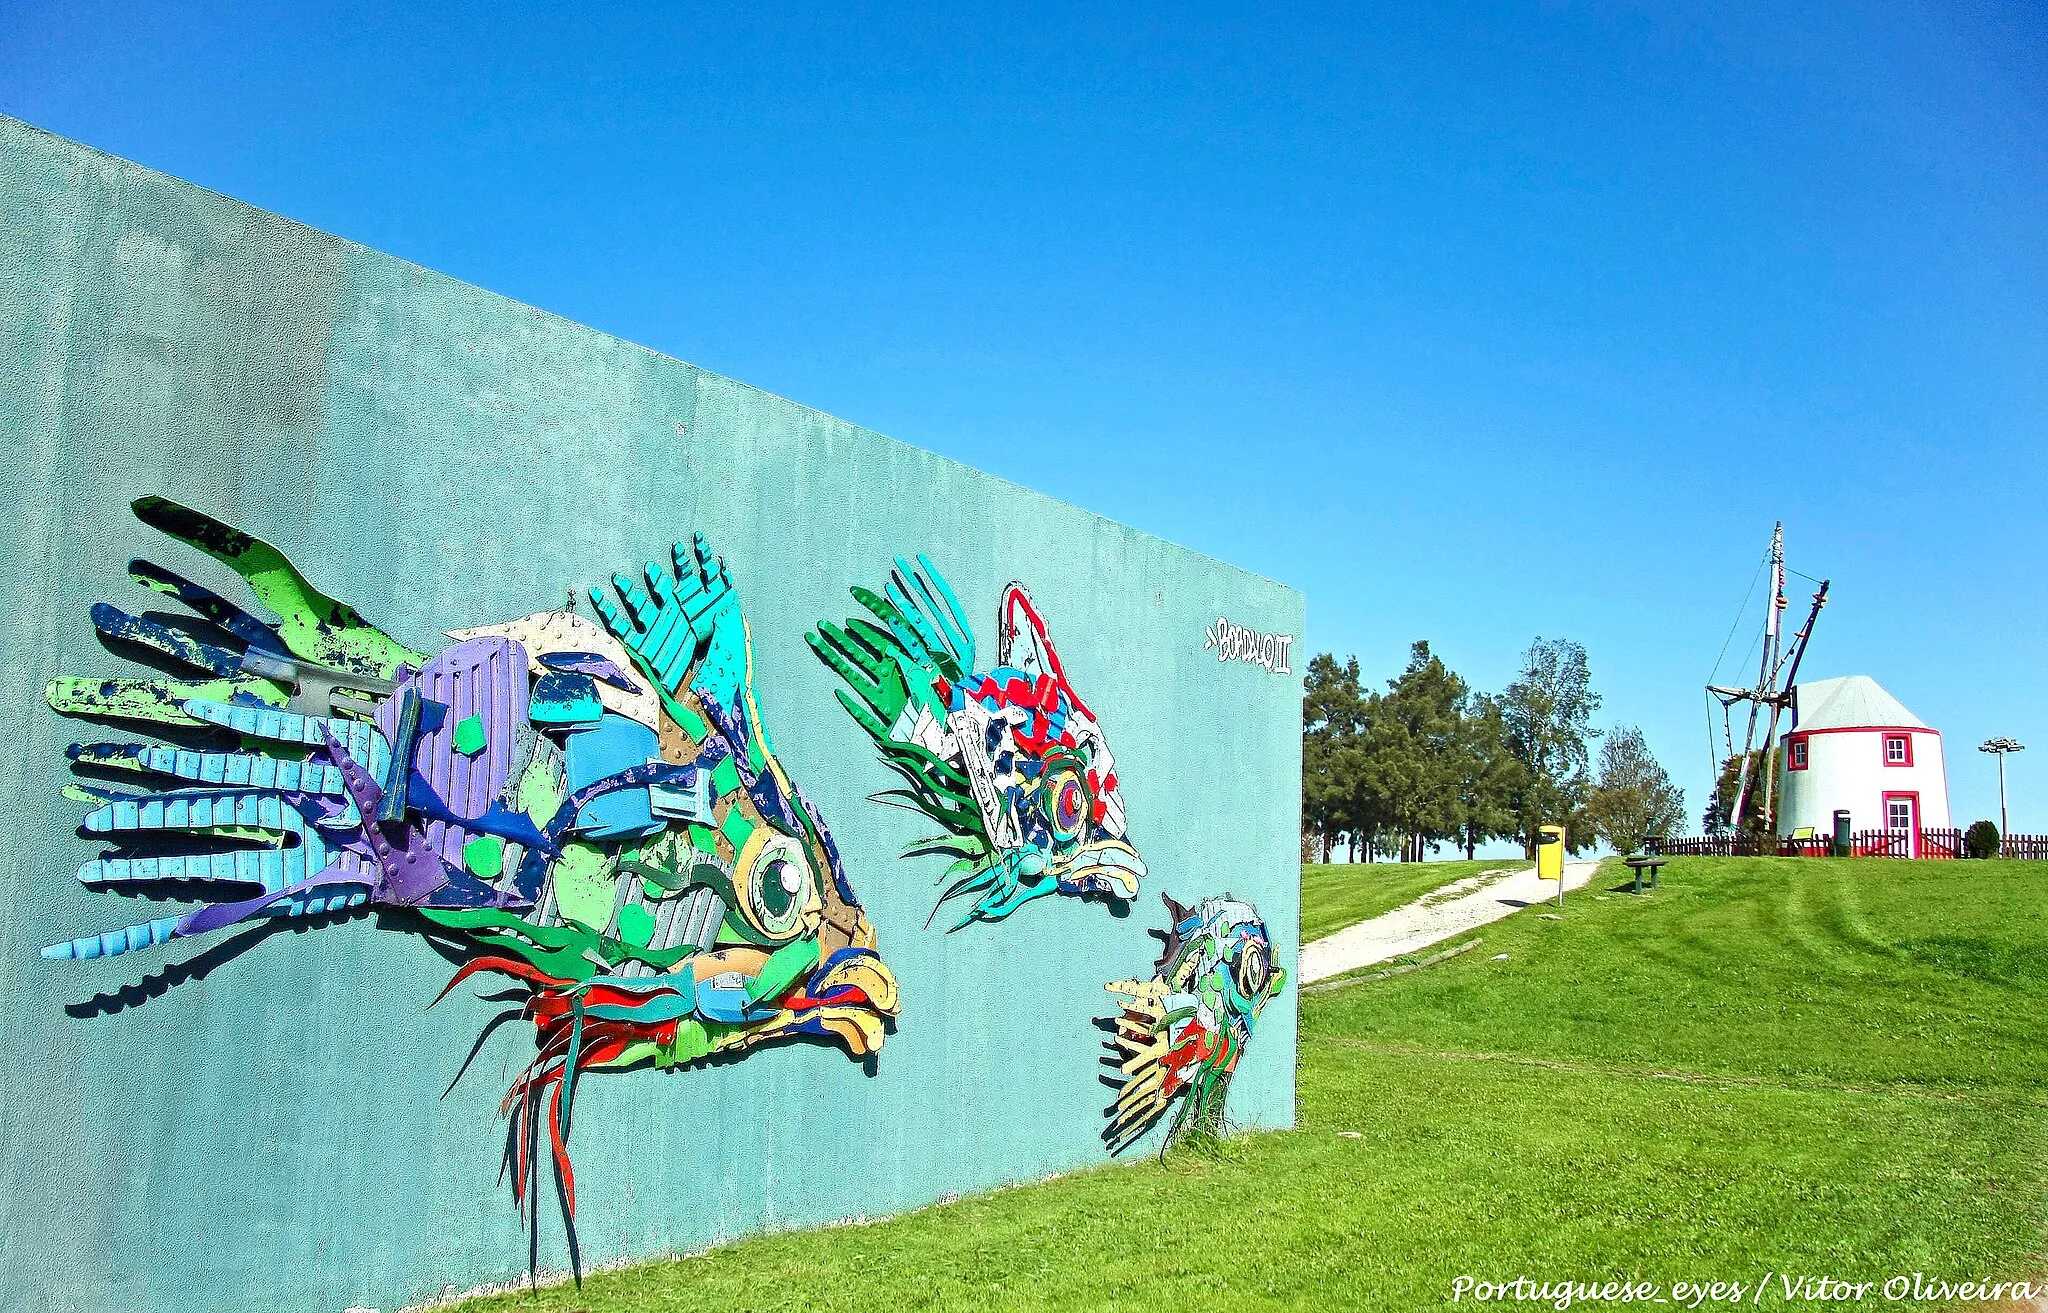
[1794,675,1927,731]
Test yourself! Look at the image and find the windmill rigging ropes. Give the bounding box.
[1704,545,1771,804]
[1704,525,1829,835]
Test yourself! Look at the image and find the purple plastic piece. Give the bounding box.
[538,650,643,693]
[700,690,803,835]
[377,637,529,869]
[326,728,451,906]
[176,867,361,937]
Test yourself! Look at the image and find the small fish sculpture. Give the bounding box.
[1103,893,1286,1152]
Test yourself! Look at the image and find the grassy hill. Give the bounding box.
[462,858,2048,1311]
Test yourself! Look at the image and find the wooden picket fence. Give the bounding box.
[1660,828,2045,860]
[1915,828,1965,859]
[1662,835,1761,856]
[1850,829,1910,858]
[1658,834,1778,857]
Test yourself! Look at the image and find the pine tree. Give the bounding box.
[1453,695,1522,858]
[1301,653,1364,861]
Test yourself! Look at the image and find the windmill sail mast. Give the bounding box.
[1756,528,1786,825]
[1708,524,1829,836]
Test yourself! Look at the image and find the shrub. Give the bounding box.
[1965,820,2000,860]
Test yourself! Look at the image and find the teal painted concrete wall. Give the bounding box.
[0,116,1301,1313]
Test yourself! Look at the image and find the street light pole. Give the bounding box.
[1979,738,2026,847]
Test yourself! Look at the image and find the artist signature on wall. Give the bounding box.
[1204,617,1294,676]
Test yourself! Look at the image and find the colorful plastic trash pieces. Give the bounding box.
[531,670,605,726]
[452,715,489,756]
[565,713,664,840]
[39,498,900,1274]
[38,497,1289,1276]
[811,557,1147,928]
[1103,893,1286,1153]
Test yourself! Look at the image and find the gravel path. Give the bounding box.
[1299,860,1605,984]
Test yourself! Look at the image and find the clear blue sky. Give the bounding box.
[6,3,2043,841]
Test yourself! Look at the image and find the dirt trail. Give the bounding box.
[1299,860,1604,984]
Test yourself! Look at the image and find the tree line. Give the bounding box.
[1302,637,1685,862]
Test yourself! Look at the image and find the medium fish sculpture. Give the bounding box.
[809,555,1145,927]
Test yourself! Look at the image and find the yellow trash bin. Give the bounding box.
[1536,825,1565,881]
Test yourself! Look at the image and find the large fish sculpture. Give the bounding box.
[1103,893,1285,1152]
[808,555,1145,927]
[39,497,898,1262]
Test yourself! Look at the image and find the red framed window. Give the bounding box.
[1883,734,1912,767]
[1788,737,1809,770]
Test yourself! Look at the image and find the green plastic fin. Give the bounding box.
[131,496,425,679]
[47,676,287,727]
[745,936,820,1004]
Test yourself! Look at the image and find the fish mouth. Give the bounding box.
[776,947,900,1057]
[1052,839,1146,901]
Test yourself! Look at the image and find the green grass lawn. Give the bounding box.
[1299,858,1525,942]
[462,858,2048,1311]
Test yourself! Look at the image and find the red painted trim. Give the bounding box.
[1786,734,1810,770]
[1882,733,1914,767]
[998,584,1093,719]
[1791,725,1940,739]
[1882,790,1922,856]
